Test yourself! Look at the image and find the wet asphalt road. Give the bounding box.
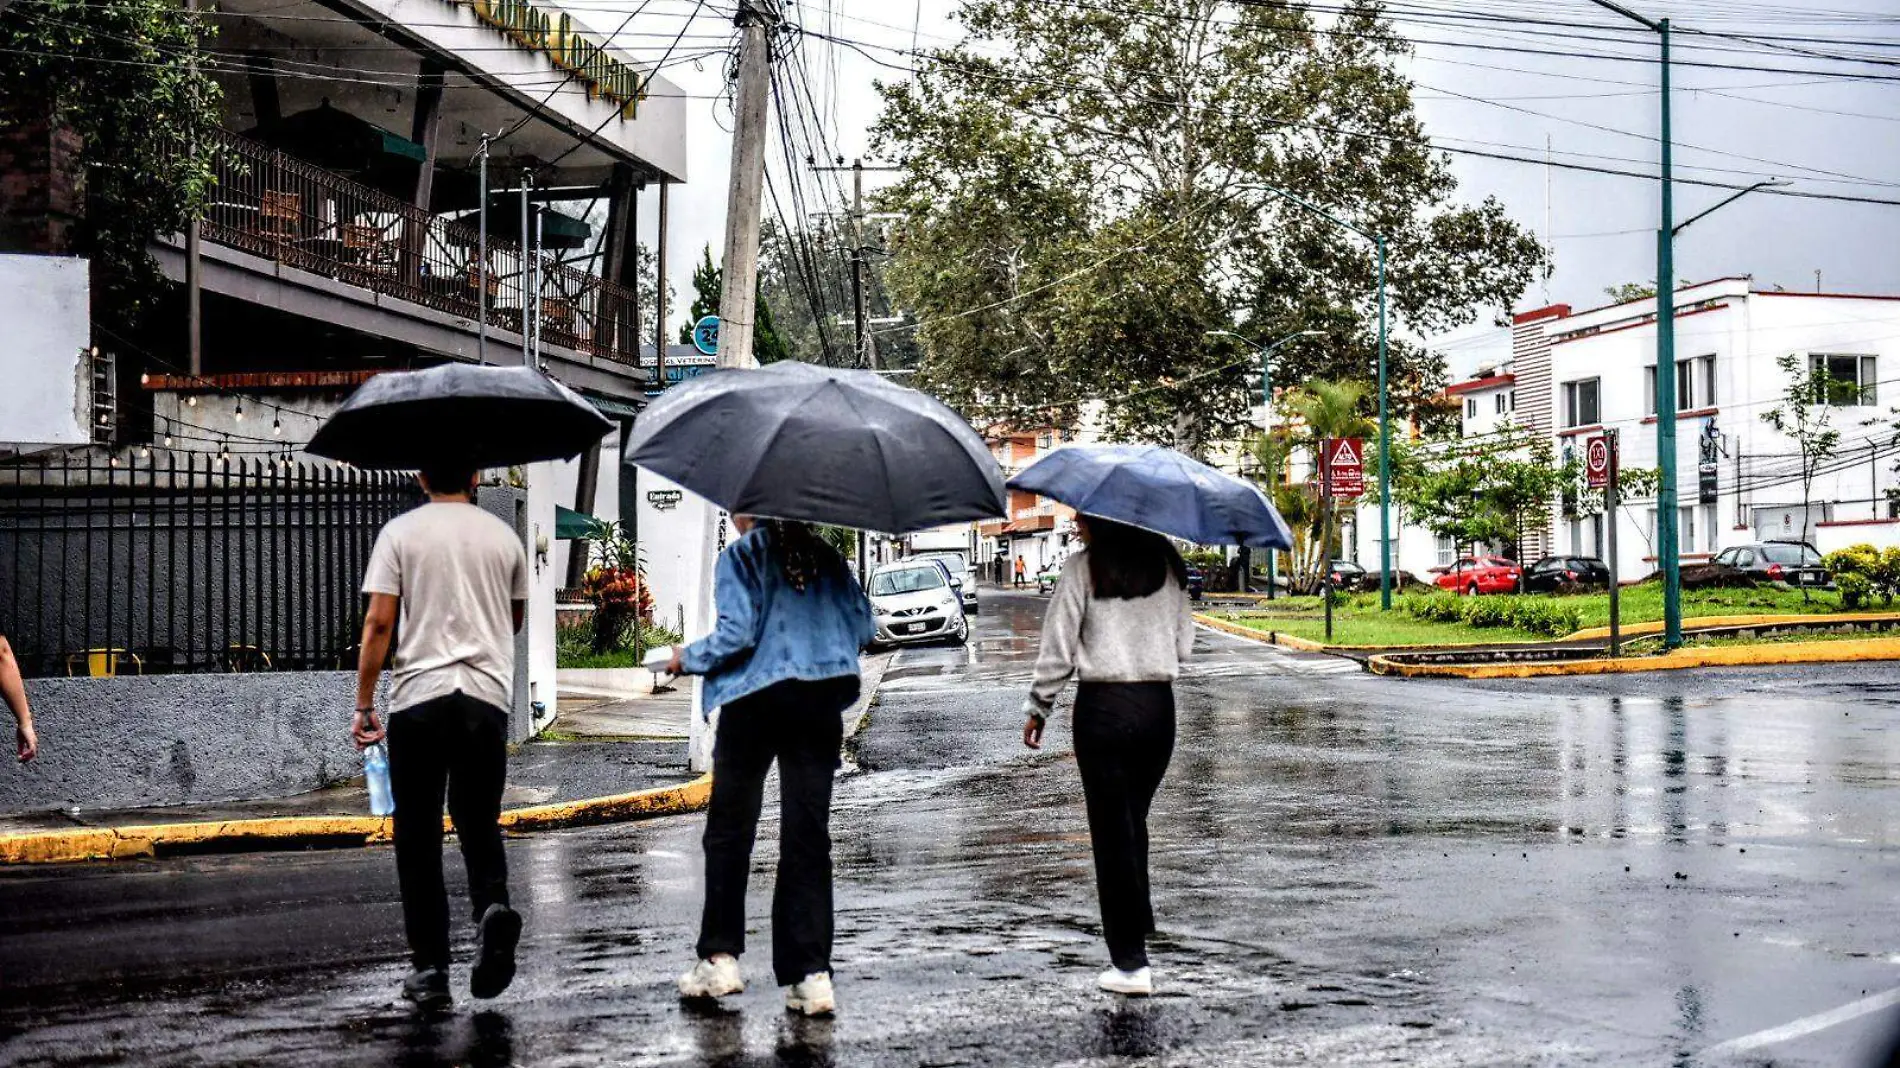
[5,589,1900,1066]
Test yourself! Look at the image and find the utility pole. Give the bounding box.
[185,0,203,377]
[714,0,775,371]
[690,0,778,773]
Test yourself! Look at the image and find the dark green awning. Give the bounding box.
[556,505,600,540]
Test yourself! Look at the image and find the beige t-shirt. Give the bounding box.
[362,501,529,714]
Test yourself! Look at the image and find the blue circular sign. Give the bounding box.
[692,315,720,356]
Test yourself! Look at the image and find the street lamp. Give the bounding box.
[1234,182,1394,608]
[1206,328,1322,598]
[1580,0,1684,646]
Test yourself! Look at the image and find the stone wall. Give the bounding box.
[0,672,365,815]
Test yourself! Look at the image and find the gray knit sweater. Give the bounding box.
[1026,550,1195,716]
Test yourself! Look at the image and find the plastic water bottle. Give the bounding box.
[364,742,395,817]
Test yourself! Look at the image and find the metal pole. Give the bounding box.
[1607,428,1622,657]
[520,175,532,364]
[655,181,670,391]
[1321,437,1334,643]
[1377,236,1392,610]
[1656,19,1682,649]
[1262,349,1274,600]
[477,136,489,364]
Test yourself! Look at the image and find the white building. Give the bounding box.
[1355,278,1900,583]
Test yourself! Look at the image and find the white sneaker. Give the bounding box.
[784,972,836,1016]
[678,954,744,999]
[1097,966,1154,996]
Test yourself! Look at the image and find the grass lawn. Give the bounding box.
[1206,584,1898,649]
[1209,603,1543,647]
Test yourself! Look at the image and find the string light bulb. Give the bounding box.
[186,395,198,407]
[271,415,282,436]
[234,399,244,422]
[139,445,150,459]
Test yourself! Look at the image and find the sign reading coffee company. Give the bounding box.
[462,0,646,117]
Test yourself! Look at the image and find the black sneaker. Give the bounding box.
[470,904,522,999]
[401,967,452,1013]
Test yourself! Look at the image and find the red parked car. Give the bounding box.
[1434,556,1522,596]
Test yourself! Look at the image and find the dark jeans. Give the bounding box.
[1073,681,1176,971]
[696,676,857,986]
[387,690,511,971]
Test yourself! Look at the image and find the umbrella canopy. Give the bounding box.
[555,505,599,540]
[621,361,1004,533]
[1007,443,1293,549]
[308,363,613,470]
[446,201,592,251]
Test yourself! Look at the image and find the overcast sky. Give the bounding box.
[599,0,1900,374]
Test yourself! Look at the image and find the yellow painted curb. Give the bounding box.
[0,774,713,867]
[1367,636,1900,679]
[1194,612,1329,652]
[1562,612,1900,642]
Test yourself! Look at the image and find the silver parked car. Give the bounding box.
[869,560,969,647]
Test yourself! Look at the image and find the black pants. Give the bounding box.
[387,690,511,971]
[697,676,857,986]
[1072,682,1176,971]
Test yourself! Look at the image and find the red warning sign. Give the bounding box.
[1323,437,1365,499]
[1585,435,1610,489]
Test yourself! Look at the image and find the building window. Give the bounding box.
[1810,354,1877,406]
[1679,505,1696,555]
[1494,392,1508,414]
[1508,390,1517,412]
[1465,397,1478,419]
[1645,354,1716,414]
[1435,535,1457,567]
[1562,378,1600,428]
[1036,431,1054,449]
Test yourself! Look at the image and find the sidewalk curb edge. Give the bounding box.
[1366,636,1900,678]
[0,774,713,867]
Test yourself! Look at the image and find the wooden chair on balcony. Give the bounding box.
[258,190,301,243]
[343,223,398,276]
[540,295,575,336]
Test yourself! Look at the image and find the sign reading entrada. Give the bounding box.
[462,0,645,117]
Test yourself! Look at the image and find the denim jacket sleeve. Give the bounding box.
[846,571,876,650]
[680,541,765,676]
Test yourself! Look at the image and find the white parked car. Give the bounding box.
[869,560,969,647]
[914,550,978,613]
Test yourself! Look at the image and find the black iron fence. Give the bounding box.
[0,453,421,678]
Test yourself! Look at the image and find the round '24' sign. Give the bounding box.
[692,315,720,356]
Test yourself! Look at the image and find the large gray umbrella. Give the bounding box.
[622,361,1004,532]
[308,363,612,469]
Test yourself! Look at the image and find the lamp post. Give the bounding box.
[1235,182,1393,607]
[1582,0,1683,646]
[1206,328,1322,599]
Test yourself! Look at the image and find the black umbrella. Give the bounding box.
[621,361,1004,533]
[308,363,613,469]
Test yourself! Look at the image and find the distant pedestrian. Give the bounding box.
[353,463,527,1013]
[1014,557,1027,588]
[667,516,874,1017]
[1,634,36,762]
[1020,516,1193,997]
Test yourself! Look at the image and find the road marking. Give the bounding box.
[1701,985,1900,1058]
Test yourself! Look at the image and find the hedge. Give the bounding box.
[1398,593,1583,638]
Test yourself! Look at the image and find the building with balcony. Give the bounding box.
[0,0,694,813]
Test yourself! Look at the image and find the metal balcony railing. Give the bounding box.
[198,128,644,367]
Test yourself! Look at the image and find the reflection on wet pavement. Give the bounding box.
[4,590,1900,1065]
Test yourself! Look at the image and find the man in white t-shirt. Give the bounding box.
[353,462,528,1012]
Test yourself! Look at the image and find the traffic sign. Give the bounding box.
[1323,436,1365,498]
[692,315,720,356]
[1585,435,1610,489]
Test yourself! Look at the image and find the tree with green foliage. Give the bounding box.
[872,0,1544,445]
[0,0,222,327]
[675,244,791,364]
[1762,352,1842,599]
[1282,379,1375,589]
[1400,425,1576,574]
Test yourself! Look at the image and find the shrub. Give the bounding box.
[1837,572,1874,610]
[1825,543,1900,607]
[1461,597,1512,628]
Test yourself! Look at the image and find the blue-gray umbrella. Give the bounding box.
[307,363,612,469]
[1007,443,1293,548]
[622,361,1005,533]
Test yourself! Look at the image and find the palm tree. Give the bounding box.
[1282,380,1375,591]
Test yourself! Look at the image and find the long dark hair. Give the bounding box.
[1084,516,1189,600]
[763,519,840,592]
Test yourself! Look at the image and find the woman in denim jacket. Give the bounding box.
[666,515,874,1016]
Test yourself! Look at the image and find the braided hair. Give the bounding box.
[764,519,837,592]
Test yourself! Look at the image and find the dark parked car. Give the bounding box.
[1524,555,1612,593]
[1712,542,1832,588]
[1326,559,1369,591]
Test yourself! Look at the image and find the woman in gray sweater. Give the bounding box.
[1021,515,1195,996]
